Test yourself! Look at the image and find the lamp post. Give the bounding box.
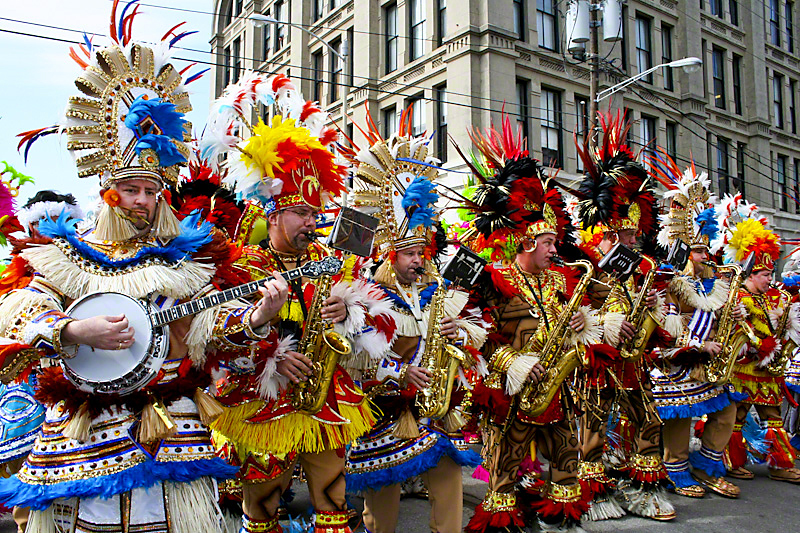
[595,57,702,102]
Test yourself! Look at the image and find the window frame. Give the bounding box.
[774,72,785,129]
[732,53,743,115]
[385,3,398,74]
[312,50,324,103]
[329,38,343,103]
[662,23,674,91]
[712,46,726,110]
[382,105,398,140]
[537,0,558,51]
[771,0,782,47]
[635,15,653,84]
[716,136,730,195]
[540,88,563,168]
[435,84,448,162]
[410,0,426,61]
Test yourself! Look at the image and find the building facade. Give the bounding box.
[210,0,800,242]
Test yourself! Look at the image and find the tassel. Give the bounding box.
[93,203,139,241]
[443,407,467,433]
[137,396,178,444]
[393,408,420,439]
[372,259,395,285]
[62,402,92,442]
[194,387,225,425]
[152,195,182,240]
[27,508,57,533]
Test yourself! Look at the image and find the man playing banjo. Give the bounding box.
[0,15,289,533]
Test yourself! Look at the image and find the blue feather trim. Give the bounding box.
[39,212,213,267]
[124,96,187,140]
[742,411,770,464]
[688,450,727,478]
[134,134,187,167]
[402,177,439,230]
[790,434,800,452]
[787,382,800,394]
[0,457,238,510]
[381,282,442,311]
[656,390,743,420]
[666,468,696,489]
[345,435,481,493]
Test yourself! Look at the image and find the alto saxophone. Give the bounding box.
[703,263,759,385]
[619,256,660,361]
[517,258,593,417]
[767,286,796,375]
[291,262,353,415]
[415,269,467,420]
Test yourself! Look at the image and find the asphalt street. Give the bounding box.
[0,463,795,532]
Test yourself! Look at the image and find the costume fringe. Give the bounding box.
[665,467,695,488]
[186,301,241,367]
[0,289,54,338]
[211,399,376,455]
[663,313,684,339]
[333,279,397,370]
[152,197,182,241]
[194,388,225,426]
[137,398,179,444]
[372,260,394,286]
[27,507,57,533]
[455,302,490,347]
[602,312,626,347]
[256,337,293,400]
[651,293,667,324]
[93,203,139,242]
[21,243,215,301]
[442,407,467,432]
[585,495,626,521]
[390,288,469,337]
[570,306,602,345]
[165,477,223,533]
[688,448,727,477]
[765,426,797,469]
[614,480,675,520]
[62,402,91,442]
[464,503,526,533]
[393,408,421,439]
[655,389,740,420]
[505,354,539,396]
[669,276,729,312]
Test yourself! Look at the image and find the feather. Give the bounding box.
[16,126,60,163]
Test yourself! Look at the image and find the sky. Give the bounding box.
[0,0,215,214]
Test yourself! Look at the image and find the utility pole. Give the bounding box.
[588,0,600,151]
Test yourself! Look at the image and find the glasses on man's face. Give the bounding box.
[285,208,320,221]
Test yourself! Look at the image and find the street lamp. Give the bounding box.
[595,56,702,101]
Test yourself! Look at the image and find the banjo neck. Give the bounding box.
[150,256,342,327]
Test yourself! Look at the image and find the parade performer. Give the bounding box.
[571,115,674,521]
[716,198,800,483]
[456,120,601,533]
[200,72,397,533]
[780,249,800,453]
[648,156,746,499]
[343,114,486,533]
[0,9,281,532]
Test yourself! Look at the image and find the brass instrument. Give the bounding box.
[767,286,797,375]
[703,262,759,385]
[415,269,467,420]
[517,258,594,417]
[619,256,660,361]
[291,264,353,415]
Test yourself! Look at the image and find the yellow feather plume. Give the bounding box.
[729,219,771,262]
[240,116,327,181]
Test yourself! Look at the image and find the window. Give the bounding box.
[540,89,562,167]
[636,16,653,83]
[329,39,342,103]
[771,0,782,47]
[621,6,629,69]
[262,10,272,60]
[514,0,526,41]
[734,142,746,194]
[732,53,743,115]
[774,72,785,128]
[330,0,339,9]
[640,115,657,161]
[275,1,286,51]
[795,159,800,213]
[382,106,397,139]
[709,0,722,17]
[516,79,530,152]
[313,0,324,21]
[437,0,447,47]
[712,47,725,110]
[223,45,231,86]
[410,0,426,61]
[575,95,590,171]
[788,1,795,54]
[716,137,730,195]
[666,121,678,161]
[232,38,241,84]
[662,24,674,91]
[777,155,789,211]
[312,51,323,102]
[791,79,798,133]
[235,0,243,16]
[385,3,398,73]
[624,109,634,147]
[224,1,233,27]
[701,39,708,95]
[435,85,448,162]
[407,95,425,136]
[729,0,739,25]
[537,0,558,51]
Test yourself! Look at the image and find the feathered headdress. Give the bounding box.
[648,150,717,249]
[712,195,779,271]
[172,158,244,239]
[451,115,574,262]
[573,112,658,237]
[0,162,34,245]
[199,72,346,212]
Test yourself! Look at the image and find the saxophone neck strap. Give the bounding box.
[266,242,309,321]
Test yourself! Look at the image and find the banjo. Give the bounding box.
[61,256,343,395]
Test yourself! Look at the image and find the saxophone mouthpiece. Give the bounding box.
[549,256,564,267]
[413,267,426,275]
[306,232,322,241]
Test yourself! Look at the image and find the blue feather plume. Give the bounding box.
[783,273,800,288]
[124,96,187,140]
[696,207,719,240]
[402,177,438,229]
[134,134,187,167]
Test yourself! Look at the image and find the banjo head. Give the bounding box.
[62,292,169,395]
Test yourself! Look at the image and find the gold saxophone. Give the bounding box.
[290,266,353,415]
[703,263,759,385]
[618,256,660,361]
[767,286,797,375]
[414,270,467,420]
[516,258,594,417]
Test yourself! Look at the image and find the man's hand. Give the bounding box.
[619,320,636,341]
[61,315,135,350]
[732,303,747,321]
[645,289,659,310]
[439,316,459,340]
[528,363,545,385]
[250,271,289,328]
[569,311,586,333]
[702,341,722,357]
[405,366,432,389]
[321,295,347,324]
[276,351,314,383]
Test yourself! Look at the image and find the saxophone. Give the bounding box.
[290,263,353,415]
[767,286,796,375]
[415,269,467,420]
[703,263,759,385]
[619,256,660,361]
[517,258,593,417]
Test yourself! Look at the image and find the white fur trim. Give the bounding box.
[569,305,603,345]
[669,276,730,312]
[505,354,539,396]
[455,304,490,348]
[21,243,215,301]
[603,312,626,347]
[184,300,241,367]
[256,336,294,400]
[663,313,684,339]
[615,480,675,520]
[17,201,85,228]
[586,494,626,521]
